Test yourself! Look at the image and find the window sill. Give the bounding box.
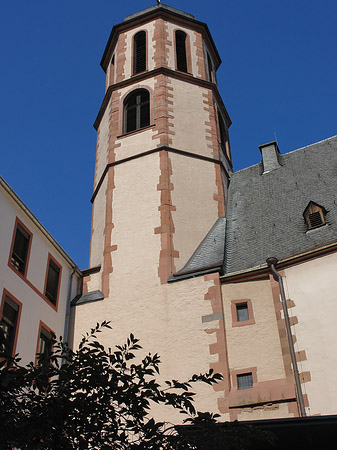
[117,124,155,139]
[306,223,328,233]
[232,318,256,327]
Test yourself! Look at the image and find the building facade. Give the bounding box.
[0,177,81,366]
[2,3,337,425]
[69,3,337,422]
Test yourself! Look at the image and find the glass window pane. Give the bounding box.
[45,261,60,304]
[140,102,150,128]
[11,226,29,274]
[1,299,18,355]
[126,106,137,132]
[237,373,253,390]
[236,303,249,322]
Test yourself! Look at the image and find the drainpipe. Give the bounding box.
[266,257,306,417]
[63,266,77,345]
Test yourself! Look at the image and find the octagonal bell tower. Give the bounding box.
[86,3,232,298]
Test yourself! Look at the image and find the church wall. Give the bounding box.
[90,175,107,268]
[165,21,198,76]
[170,153,219,270]
[284,252,337,415]
[72,271,230,423]
[123,21,156,78]
[94,101,110,190]
[221,278,297,420]
[222,279,286,380]
[110,152,161,280]
[170,79,211,158]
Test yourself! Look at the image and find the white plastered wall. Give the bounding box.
[94,101,110,190]
[165,21,198,76]
[123,22,156,79]
[90,175,107,268]
[222,279,286,381]
[284,252,337,415]
[73,274,224,423]
[73,152,225,421]
[170,152,219,270]
[170,80,211,157]
[0,187,79,366]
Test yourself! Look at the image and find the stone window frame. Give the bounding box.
[231,367,258,390]
[132,30,148,76]
[35,320,54,365]
[173,28,192,74]
[0,288,22,357]
[43,253,62,311]
[231,299,255,327]
[8,217,33,279]
[118,86,155,137]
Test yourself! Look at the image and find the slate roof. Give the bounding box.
[169,217,226,282]
[169,135,337,281]
[224,135,337,274]
[71,290,104,306]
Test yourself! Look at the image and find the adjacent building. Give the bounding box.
[0,177,81,366]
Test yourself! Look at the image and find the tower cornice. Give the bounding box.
[93,66,231,130]
[101,6,221,72]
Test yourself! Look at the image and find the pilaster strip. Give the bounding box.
[101,90,121,298]
[269,273,308,417]
[116,32,127,83]
[203,273,230,415]
[195,30,206,79]
[155,150,178,284]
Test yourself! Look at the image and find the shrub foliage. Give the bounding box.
[0,322,274,449]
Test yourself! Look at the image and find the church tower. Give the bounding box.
[88,3,231,291]
[72,4,233,419]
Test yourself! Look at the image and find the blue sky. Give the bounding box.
[1,0,336,269]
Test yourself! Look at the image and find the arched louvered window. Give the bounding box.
[175,30,188,73]
[217,110,228,153]
[207,53,213,82]
[133,31,146,74]
[124,89,150,133]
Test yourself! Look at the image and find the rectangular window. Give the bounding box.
[237,373,253,390]
[11,223,30,275]
[38,327,53,359]
[45,257,61,306]
[0,296,20,356]
[231,299,255,327]
[236,303,249,322]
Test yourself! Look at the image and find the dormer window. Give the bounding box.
[303,201,326,230]
[133,31,146,74]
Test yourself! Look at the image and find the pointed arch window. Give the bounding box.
[133,31,146,74]
[303,201,327,230]
[123,89,150,133]
[175,30,188,73]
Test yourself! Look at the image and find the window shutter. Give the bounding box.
[134,31,146,74]
[176,31,187,73]
[309,211,323,228]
